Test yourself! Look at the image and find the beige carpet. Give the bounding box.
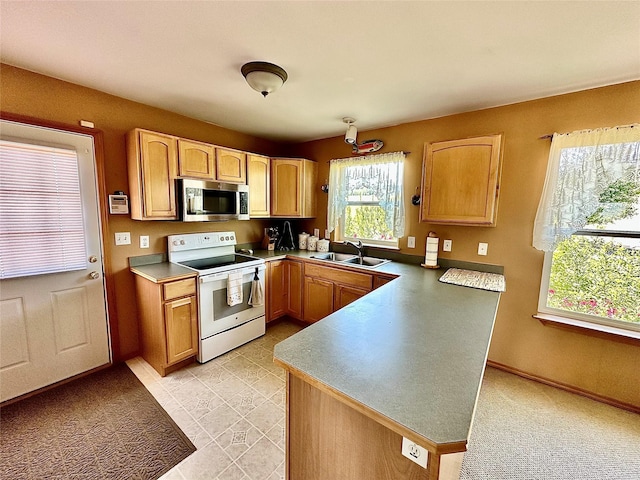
[461,367,640,479]
[0,363,195,480]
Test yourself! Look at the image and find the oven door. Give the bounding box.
[198,264,266,339]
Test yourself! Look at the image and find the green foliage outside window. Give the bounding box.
[585,179,640,225]
[548,236,640,323]
[344,205,394,241]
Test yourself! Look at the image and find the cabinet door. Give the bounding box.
[373,274,397,289]
[420,134,502,226]
[304,277,334,323]
[248,154,271,217]
[267,260,287,322]
[271,158,302,217]
[129,129,178,220]
[286,260,304,319]
[302,159,318,218]
[216,148,247,184]
[334,284,370,311]
[178,138,215,179]
[164,295,198,365]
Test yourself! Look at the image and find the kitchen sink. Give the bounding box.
[341,256,391,268]
[310,253,391,269]
[310,252,358,262]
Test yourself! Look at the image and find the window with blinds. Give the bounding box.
[0,140,87,279]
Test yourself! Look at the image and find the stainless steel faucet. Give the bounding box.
[343,240,364,259]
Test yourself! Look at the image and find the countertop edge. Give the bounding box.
[273,356,468,456]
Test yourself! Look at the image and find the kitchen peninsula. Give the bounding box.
[273,259,501,479]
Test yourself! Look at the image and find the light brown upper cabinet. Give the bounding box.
[247,154,271,218]
[271,158,318,218]
[178,138,215,179]
[420,134,503,226]
[215,148,247,184]
[127,129,178,220]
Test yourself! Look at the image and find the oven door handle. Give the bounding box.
[199,264,266,284]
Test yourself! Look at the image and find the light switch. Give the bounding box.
[407,236,416,248]
[443,239,452,252]
[478,242,488,255]
[115,232,131,245]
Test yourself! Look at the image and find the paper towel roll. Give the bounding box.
[424,235,439,267]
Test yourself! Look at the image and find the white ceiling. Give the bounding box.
[1,1,639,143]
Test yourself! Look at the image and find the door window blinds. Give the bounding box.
[0,140,87,279]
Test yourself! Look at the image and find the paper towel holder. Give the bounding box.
[421,231,440,269]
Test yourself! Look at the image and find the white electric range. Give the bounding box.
[168,231,266,363]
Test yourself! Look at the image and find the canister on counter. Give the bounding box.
[298,232,309,250]
[307,235,318,251]
[317,239,330,252]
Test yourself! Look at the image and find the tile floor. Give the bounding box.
[126,320,304,480]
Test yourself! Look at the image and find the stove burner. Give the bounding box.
[179,254,257,271]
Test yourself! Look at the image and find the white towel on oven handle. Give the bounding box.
[227,271,243,306]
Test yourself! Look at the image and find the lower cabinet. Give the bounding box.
[373,274,397,289]
[267,258,396,325]
[334,283,370,310]
[134,275,198,376]
[303,276,334,323]
[267,259,304,322]
[303,263,373,323]
[287,260,304,319]
[267,260,287,321]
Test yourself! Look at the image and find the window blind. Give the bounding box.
[0,140,87,279]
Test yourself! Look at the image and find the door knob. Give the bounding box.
[89,255,98,263]
[89,271,100,279]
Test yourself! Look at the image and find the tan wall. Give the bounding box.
[0,64,281,359]
[2,63,638,407]
[293,81,640,407]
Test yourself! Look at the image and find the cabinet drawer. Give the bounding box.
[163,278,196,301]
[305,263,372,290]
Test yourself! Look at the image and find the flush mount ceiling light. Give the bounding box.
[241,61,288,97]
[343,117,357,145]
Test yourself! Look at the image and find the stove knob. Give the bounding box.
[230,236,235,241]
[172,240,180,246]
[180,240,186,245]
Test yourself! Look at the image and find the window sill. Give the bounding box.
[534,313,640,345]
[332,241,400,251]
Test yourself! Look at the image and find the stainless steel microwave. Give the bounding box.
[178,179,249,222]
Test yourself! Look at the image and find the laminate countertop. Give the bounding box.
[271,253,502,453]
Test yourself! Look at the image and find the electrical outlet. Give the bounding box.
[115,232,131,245]
[478,242,488,256]
[407,236,416,248]
[401,437,428,468]
[324,229,330,239]
[443,239,452,252]
[313,228,320,237]
[140,235,150,248]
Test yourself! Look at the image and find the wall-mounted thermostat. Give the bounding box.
[109,192,129,214]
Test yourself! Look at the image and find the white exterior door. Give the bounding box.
[0,120,110,403]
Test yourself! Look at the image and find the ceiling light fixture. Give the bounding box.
[343,117,357,145]
[241,61,288,97]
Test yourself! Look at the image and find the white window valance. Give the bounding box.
[327,151,405,238]
[533,124,640,251]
